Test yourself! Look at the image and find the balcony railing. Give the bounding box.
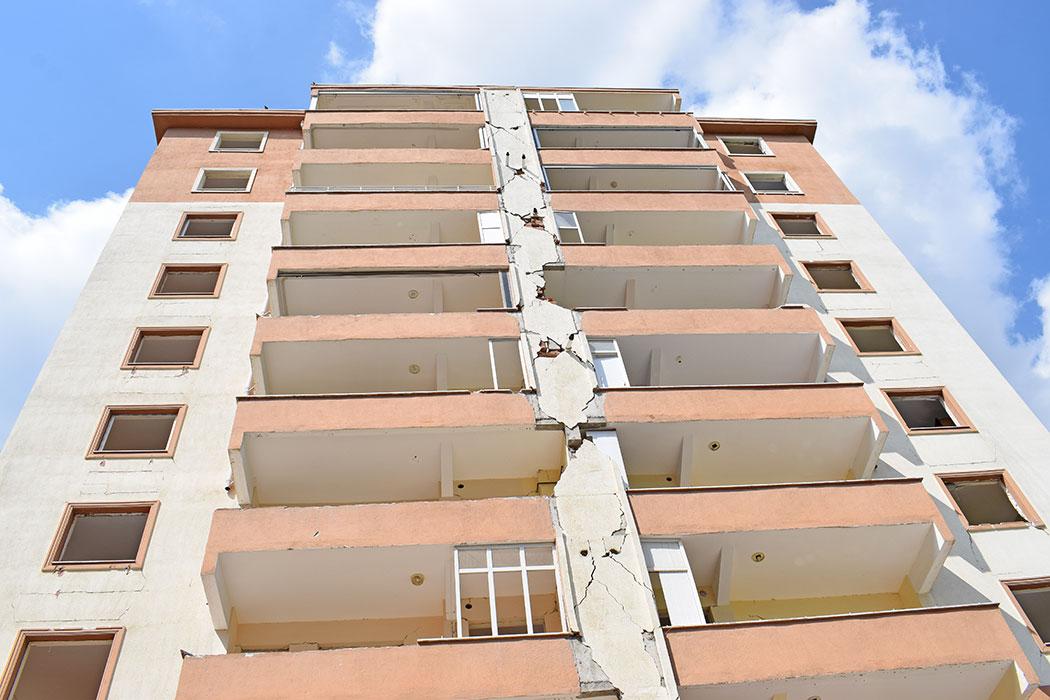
[289,184,497,193]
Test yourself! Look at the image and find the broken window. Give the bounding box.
[193,168,256,193]
[886,388,972,432]
[744,172,800,194]
[942,472,1034,528]
[0,629,123,700]
[123,328,208,368]
[642,540,705,627]
[476,211,505,243]
[211,130,268,152]
[840,319,915,355]
[89,406,186,458]
[46,503,158,569]
[589,339,630,388]
[554,211,583,243]
[771,212,828,238]
[175,212,241,240]
[801,261,869,292]
[522,92,578,112]
[453,544,563,638]
[1006,580,1050,646]
[720,136,771,156]
[150,264,226,297]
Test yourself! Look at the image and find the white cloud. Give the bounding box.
[333,0,1050,424]
[0,185,130,445]
[326,40,346,69]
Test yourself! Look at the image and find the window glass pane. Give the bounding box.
[946,478,1025,525]
[458,548,487,570]
[747,173,789,191]
[554,211,578,229]
[524,545,553,566]
[524,97,542,111]
[491,547,521,568]
[557,97,578,112]
[540,98,559,111]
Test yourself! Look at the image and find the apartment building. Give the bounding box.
[1,83,1049,699]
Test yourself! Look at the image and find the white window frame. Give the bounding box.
[210,130,269,153]
[553,211,583,243]
[717,135,773,157]
[192,168,257,194]
[589,338,630,388]
[476,211,506,243]
[487,338,528,390]
[642,539,706,627]
[453,543,565,638]
[522,92,579,112]
[588,429,629,486]
[743,171,802,195]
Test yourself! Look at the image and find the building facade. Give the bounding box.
[1,84,1049,699]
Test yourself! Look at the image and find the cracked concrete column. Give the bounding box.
[481,88,679,700]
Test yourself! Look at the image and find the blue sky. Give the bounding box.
[1,0,1048,446]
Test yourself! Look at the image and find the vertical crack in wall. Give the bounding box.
[482,89,678,700]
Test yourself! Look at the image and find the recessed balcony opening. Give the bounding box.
[46,502,158,570]
[0,630,122,700]
[544,166,733,192]
[211,131,267,152]
[284,210,503,246]
[313,90,479,111]
[941,471,1037,529]
[841,318,915,355]
[271,271,511,316]
[255,337,525,395]
[88,405,185,459]
[294,162,494,192]
[588,332,831,388]
[534,127,704,149]
[308,124,484,149]
[150,264,225,298]
[801,260,870,292]
[175,212,240,240]
[193,168,255,193]
[123,328,208,369]
[553,210,753,246]
[886,388,973,433]
[543,263,788,310]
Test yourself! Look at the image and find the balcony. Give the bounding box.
[523,88,680,113]
[305,124,485,150]
[666,605,1035,700]
[631,480,952,626]
[582,308,834,387]
[267,245,511,317]
[281,209,505,246]
[250,313,526,395]
[544,164,734,192]
[292,154,495,193]
[596,383,887,487]
[229,393,563,506]
[534,126,705,150]
[311,88,480,112]
[551,205,755,246]
[544,245,791,310]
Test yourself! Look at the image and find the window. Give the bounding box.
[0,629,124,700]
[589,339,629,388]
[192,168,256,193]
[1005,579,1050,647]
[122,328,209,369]
[642,540,705,627]
[939,471,1041,530]
[554,211,583,243]
[885,388,974,434]
[87,405,186,459]
[149,264,226,298]
[453,544,564,637]
[839,318,918,355]
[174,212,241,240]
[770,212,831,238]
[476,211,505,243]
[800,261,873,292]
[522,92,579,112]
[44,502,159,571]
[210,130,268,152]
[744,171,801,194]
[719,136,772,156]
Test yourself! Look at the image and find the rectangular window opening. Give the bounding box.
[123,328,208,369]
[745,171,799,194]
[721,136,770,156]
[522,92,579,112]
[46,503,158,569]
[641,540,706,627]
[0,629,123,700]
[841,319,914,355]
[554,211,583,243]
[454,544,562,638]
[89,406,185,458]
[771,212,828,238]
[150,264,225,298]
[886,388,972,433]
[801,261,867,292]
[176,212,240,240]
[194,168,255,193]
[942,472,1034,528]
[211,131,267,152]
[1006,580,1050,647]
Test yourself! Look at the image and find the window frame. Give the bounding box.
[799,259,876,293]
[882,386,976,435]
[452,543,565,638]
[121,327,210,370]
[717,135,774,157]
[937,470,1043,532]
[522,92,579,112]
[191,167,257,194]
[86,405,187,459]
[836,317,920,357]
[588,338,630,388]
[476,211,506,244]
[148,263,228,299]
[641,539,706,627]
[209,130,269,153]
[0,628,125,700]
[43,502,160,571]
[172,211,243,241]
[553,211,584,243]
[743,170,803,195]
[768,211,834,239]
[1002,578,1050,650]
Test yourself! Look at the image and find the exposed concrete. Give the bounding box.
[483,88,678,699]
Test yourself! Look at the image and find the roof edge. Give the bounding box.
[151,109,305,143]
[695,116,818,143]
